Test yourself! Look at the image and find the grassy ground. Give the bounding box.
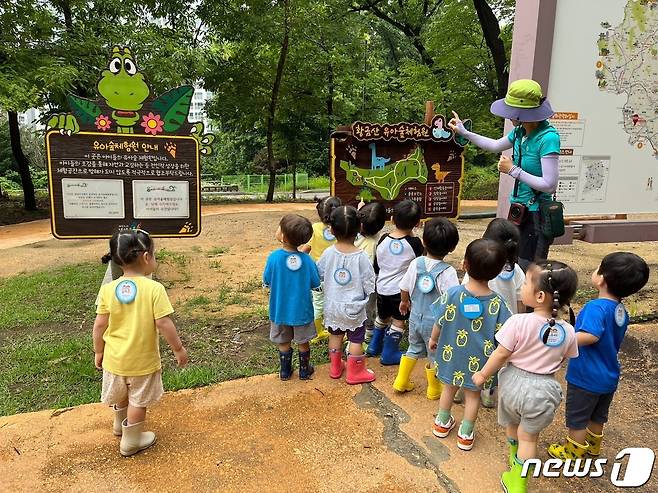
[0,257,329,416]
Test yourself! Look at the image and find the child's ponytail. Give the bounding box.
[103,229,153,266]
[483,219,520,268]
[316,196,342,224]
[533,260,579,343]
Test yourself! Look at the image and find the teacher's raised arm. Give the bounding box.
[450,80,561,270]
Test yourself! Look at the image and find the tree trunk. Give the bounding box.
[265,0,291,203]
[473,0,509,99]
[326,61,334,134]
[292,160,297,200]
[7,111,37,211]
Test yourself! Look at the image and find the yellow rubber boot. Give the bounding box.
[425,364,443,400]
[586,428,603,456]
[310,319,329,344]
[392,355,416,392]
[547,436,589,460]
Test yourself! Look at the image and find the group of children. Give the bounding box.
[91,197,650,493]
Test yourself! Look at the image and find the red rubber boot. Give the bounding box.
[346,354,376,384]
[329,349,345,379]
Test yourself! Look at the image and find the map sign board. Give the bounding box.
[547,0,658,214]
[330,116,467,218]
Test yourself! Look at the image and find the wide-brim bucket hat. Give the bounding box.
[490,79,555,122]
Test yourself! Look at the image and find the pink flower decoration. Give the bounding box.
[95,115,112,131]
[140,112,164,135]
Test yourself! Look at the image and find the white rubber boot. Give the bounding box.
[113,405,128,436]
[119,419,156,457]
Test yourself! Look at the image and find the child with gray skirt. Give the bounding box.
[472,260,579,493]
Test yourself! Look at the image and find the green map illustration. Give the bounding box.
[339,146,428,200]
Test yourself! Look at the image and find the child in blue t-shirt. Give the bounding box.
[263,214,321,380]
[548,252,649,460]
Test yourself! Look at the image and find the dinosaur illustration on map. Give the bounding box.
[369,143,390,170]
[340,146,428,200]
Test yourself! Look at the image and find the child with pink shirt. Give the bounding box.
[472,260,579,493]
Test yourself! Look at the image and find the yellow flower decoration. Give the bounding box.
[452,370,465,386]
[442,344,454,362]
[456,329,468,347]
[495,323,503,332]
[483,376,495,390]
[483,340,494,357]
[471,317,483,332]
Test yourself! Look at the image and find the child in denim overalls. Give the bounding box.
[394,218,459,399]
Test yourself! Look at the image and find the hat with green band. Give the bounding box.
[490,79,555,122]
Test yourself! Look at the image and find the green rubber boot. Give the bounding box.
[501,456,530,493]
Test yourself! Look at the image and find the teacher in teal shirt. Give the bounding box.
[450,79,561,270]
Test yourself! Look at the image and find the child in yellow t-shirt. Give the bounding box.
[300,196,342,341]
[94,229,188,457]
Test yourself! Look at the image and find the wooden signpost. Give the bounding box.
[330,111,470,218]
[45,46,214,239]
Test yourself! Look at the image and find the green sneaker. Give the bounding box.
[501,457,529,493]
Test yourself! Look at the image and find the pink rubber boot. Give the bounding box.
[329,349,345,379]
[346,354,376,384]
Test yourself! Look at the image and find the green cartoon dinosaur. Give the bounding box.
[47,46,215,155]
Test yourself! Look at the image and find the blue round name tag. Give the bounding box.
[115,279,137,304]
[323,227,335,242]
[334,268,352,286]
[286,254,302,271]
[497,268,515,281]
[460,297,483,320]
[417,274,435,294]
[615,303,627,327]
[539,322,566,347]
[389,239,404,255]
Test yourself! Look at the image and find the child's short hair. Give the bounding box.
[530,260,579,308]
[392,199,422,230]
[358,201,386,236]
[464,238,506,281]
[102,229,153,266]
[423,217,459,258]
[330,205,360,241]
[483,218,520,267]
[598,252,650,298]
[280,214,313,247]
[316,196,342,224]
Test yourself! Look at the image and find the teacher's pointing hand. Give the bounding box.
[448,111,465,135]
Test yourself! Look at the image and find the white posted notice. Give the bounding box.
[62,178,125,219]
[132,180,190,219]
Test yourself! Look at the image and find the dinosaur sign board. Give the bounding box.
[45,46,215,239]
[330,116,469,218]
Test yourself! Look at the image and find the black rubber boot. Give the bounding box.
[279,348,293,380]
[298,350,314,380]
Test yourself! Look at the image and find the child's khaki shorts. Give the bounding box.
[101,370,163,408]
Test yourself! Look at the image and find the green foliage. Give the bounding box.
[462,164,500,200]
[151,85,194,132]
[67,95,101,125]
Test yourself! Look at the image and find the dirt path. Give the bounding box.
[2,324,656,493]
